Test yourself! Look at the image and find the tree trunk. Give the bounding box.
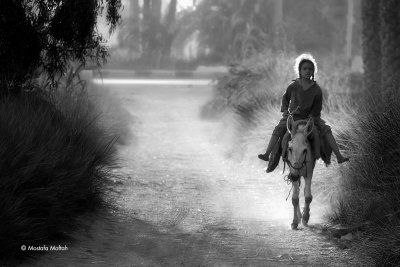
[361,0,381,94]
[380,0,400,94]
[345,0,354,66]
[151,0,162,24]
[161,0,177,68]
[165,0,177,27]
[132,0,140,33]
[129,0,140,50]
[272,0,283,50]
[150,0,162,68]
[141,0,152,67]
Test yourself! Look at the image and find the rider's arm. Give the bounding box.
[310,87,322,120]
[280,85,292,114]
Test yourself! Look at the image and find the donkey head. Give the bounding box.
[286,116,314,178]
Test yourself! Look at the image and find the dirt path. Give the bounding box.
[28,83,370,266]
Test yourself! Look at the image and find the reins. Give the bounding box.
[282,133,309,202]
[283,154,308,201]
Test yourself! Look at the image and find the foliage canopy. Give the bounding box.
[0,0,121,94]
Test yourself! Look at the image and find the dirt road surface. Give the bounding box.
[28,82,370,266]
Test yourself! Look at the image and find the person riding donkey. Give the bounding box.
[258,53,349,172]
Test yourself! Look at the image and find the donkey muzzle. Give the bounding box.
[292,162,302,169]
[289,173,300,182]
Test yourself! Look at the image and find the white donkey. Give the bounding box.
[284,115,316,230]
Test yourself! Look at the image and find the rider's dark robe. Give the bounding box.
[266,80,333,172]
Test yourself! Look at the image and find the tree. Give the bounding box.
[362,0,400,96]
[345,0,354,65]
[160,0,178,67]
[272,0,283,50]
[187,0,353,62]
[118,0,140,53]
[140,0,163,68]
[380,0,400,93]
[361,0,381,94]
[138,0,178,68]
[0,0,121,95]
[193,0,274,61]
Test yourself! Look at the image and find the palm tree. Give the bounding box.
[193,0,274,61]
[160,0,178,67]
[345,0,354,65]
[361,0,381,94]
[380,0,400,94]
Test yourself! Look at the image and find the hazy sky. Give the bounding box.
[176,0,196,11]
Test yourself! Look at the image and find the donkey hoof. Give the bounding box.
[302,214,310,227]
[291,222,298,230]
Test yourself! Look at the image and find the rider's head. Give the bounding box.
[294,53,318,81]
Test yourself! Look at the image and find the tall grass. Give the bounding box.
[201,50,295,121]
[38,65,133,147]
[0,66,129,263]
[330,88,400,265]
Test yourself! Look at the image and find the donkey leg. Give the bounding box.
[291,181,300,230]
[302,177,313,226]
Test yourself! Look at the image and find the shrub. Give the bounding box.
[331,88,400,265]
[200,50,294,121]
[36,65,133,146]
[0,84,120,262]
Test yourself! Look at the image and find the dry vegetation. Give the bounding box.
[201,50,400,265]
[0,67,132,264]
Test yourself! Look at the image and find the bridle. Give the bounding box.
[282,142,309,201]
[282,147,308,182]
[282,111,313,200]
[286,154,307,170]
[282,109,311,177]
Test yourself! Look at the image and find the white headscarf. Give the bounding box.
[294,53,318,80]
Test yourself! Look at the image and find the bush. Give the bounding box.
[86,81,133,146]
[331,88,400,265]
[201,50,294,121]
[37,65,133,147]
[0,81,121,262]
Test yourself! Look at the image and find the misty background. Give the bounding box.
[99,0,363,73]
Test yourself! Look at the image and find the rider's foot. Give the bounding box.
[258,153,269,161]
[337,155,349,164]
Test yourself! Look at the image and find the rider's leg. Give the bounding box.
[258,120,286,161]
[258,115,288,161]
[317,119,349,164]
[258,134,279,161]
[325,131,349,164]
[309,128,321,159]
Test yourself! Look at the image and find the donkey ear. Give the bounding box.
[305,117,314,137]
[287,115,294,135]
